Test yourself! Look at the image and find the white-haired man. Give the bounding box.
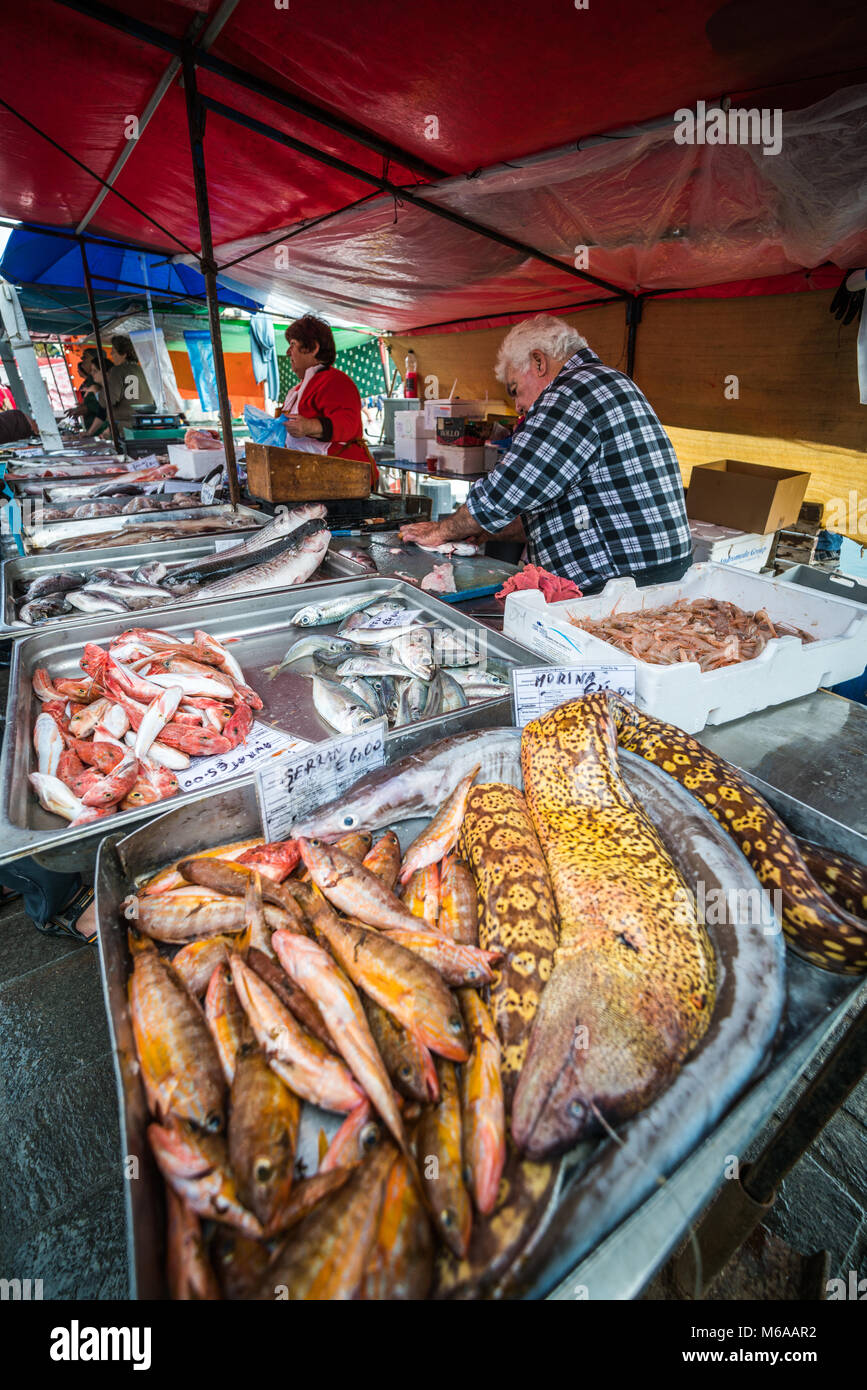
[401,314,692,593]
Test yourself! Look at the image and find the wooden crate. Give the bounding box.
[245,443,370,502]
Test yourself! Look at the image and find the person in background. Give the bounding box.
[401,314,692,593]
[67,349,107,434]
[279,315,378,487]
[0,859,96,942]
[98,334,154,431]
[0,407,37,445]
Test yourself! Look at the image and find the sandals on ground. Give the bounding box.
[40,884,97,944]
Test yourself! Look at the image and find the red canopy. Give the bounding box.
[2,0,866,330]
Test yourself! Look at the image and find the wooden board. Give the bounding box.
[245,443,370,502]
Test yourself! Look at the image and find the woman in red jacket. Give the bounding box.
[280,315,377,486]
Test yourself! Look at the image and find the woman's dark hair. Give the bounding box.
[285,315,336,369]
[111,334,138,363]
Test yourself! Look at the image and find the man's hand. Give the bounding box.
[399,520,449,546]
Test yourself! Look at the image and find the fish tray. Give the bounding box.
[504,562,867,734]
[94,738,860,1300]
[0,535,371,639]
[328,533,519,603]
[8,504,266,557]
[0,579,539,865]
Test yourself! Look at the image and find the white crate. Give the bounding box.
[689,521,774,572]
[503,562,867,733]
[167,443,226,480]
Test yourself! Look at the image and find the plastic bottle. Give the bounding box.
[403,350,418,399]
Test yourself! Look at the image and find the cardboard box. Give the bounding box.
[423,398,489,430]
[688,521,775,572]
[394,411,434,463]
[686,459,810,534]
[435,416,494,446]
[435,444,486,476]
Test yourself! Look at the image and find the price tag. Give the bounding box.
[257,719,387,842]
[360,607,424,629]
[511,664,636,727]
[200,467,222,506]
[212,536,243,554]
[175,721,307,796]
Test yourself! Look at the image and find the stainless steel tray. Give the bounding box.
[1,536,358,637]
[330,533,518,601]
[0,578,537,863]
[13,504,266,556]
[96,746,839,1301]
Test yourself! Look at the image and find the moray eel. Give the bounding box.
[513,694,716,1159]
[796,839,867,924]
[459,783,559,1108]
[609,696,867,975]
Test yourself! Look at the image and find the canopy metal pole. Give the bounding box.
[77,238,123,454]
[182,53,240,508]
[626,296,643,380]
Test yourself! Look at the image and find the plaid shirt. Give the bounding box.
[466,349,692,587]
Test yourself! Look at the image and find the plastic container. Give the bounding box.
[503,562,867,733]
[167,443,226,480]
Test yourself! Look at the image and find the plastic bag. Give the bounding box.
[243,404,287,446]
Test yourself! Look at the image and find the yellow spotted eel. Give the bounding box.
[459,783,558,1108]
[608,694,867,975]
[513,694,716,1159]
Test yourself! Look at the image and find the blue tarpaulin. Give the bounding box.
[0,224,262,313]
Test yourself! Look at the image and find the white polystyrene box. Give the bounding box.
[503,562,867,733]
[167,443,226,479]
[688,521,774,573]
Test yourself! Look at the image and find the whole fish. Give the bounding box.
[164,505,327,589]
[392,678,414,729]
[177,856,307,930]
[271,930,407,1155]
[188,526,331,600]
[421,671,443,720]
[361,831,401,890]
[29,772,85,822]
[374,675,398,722]
[438,669,469,712]
[255,1143,394,1300]
[24,570,85,601]
[80,752,140,807]
[128,931,225,1131]
[205,964,252,1085]
[171,935,234,996]
[334,829,373,861]
[512,695,716,1158]
[268,1169,353,1237]
[340,675,383,716]
[438,856,478,945]
[611,694,867,974]
[415,1059,472,1258]
[298,838,424,934]
[459,989,506,1215]
[165,1189,221,1301]
[370,923,499,986]
[390,628,434,680]
[442,665,508,688]
[362,1151,434,1300]
[142,839,265,895]
[297,892,468,1062]
[334,654,415,681]
[124,888,249,942]
[18,596,70,625]
[123,730,190,771]
[335,546,378,573]
[401,863,440,927]
[166,528,325,596]
[229,954,362,1113]
[460,783,559,1106]
[291,584,403,628]
[343,621,427,649]
[229,1041,300,1229]
[134,561,167,585]
[399,767,480,883]
[361,995,439,1104]
[264,634,357,680]
[212,1229,275,1301]
[290,727,522,838]
[66,589,129,614]
[148,1118,262,1237]
[311,675,379,735]
[133,686,183,758]
[319,1101,379,1172]
[68,696,112,739]
[33,712,64,776]
[247,946,333,1048]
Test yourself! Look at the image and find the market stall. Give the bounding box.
[0,0,865,1317]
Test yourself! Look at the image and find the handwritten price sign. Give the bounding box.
[257,720,387,841]
[175,721,308,795]
[511,665,636,727]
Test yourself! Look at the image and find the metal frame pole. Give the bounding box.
[182,52,240,508]
[77,237,124,453]
[626,295,643,380]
